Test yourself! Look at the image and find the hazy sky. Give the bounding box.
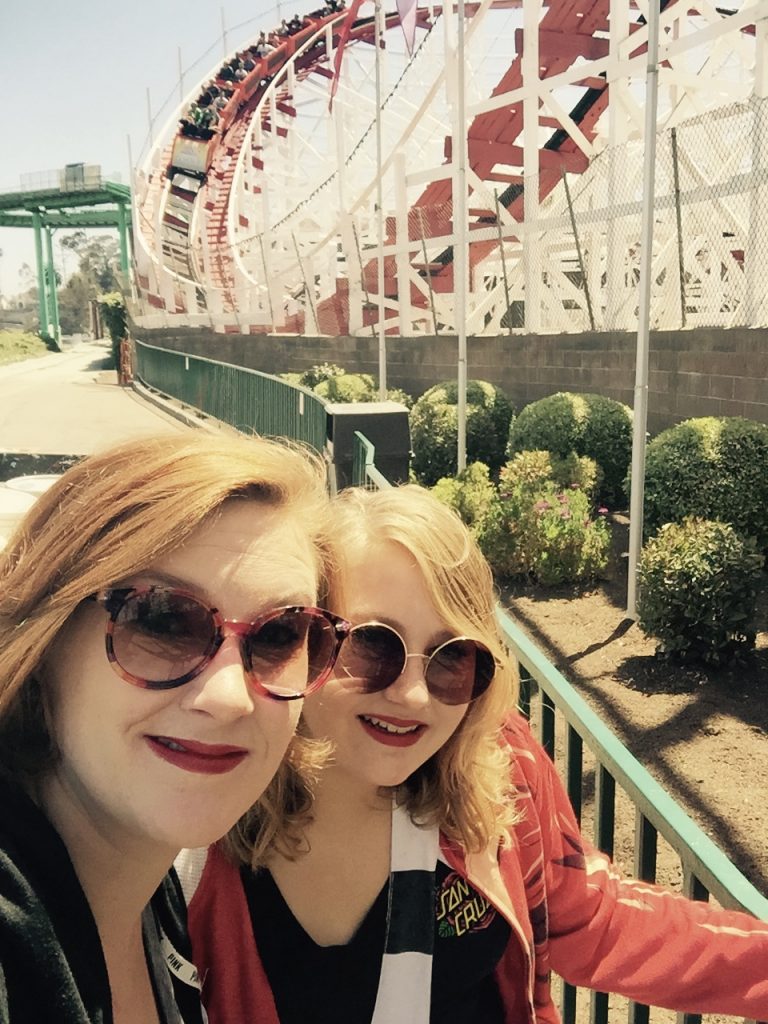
[0,0,290,297]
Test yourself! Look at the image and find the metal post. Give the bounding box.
[670,127,686,328]
[455,0,468,471]
[627,2,661,619]
[178,46,185,105]
[117,203,130,277]
[221,7,228,58]
[417,207,439,335]
[44,226,61,346]
[146,87,154,147]
[293,232,319,333]
[562,169,595,331]
[374,0,387,399]
[493,190,513,336]
[31,209,49,338]
[258,235,276,328]
[352,220,377,341]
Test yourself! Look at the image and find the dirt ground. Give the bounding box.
[500,514,768,902]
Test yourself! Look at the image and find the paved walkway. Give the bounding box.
[0,338,189,455]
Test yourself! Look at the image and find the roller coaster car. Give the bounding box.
[168,135,211,182]
[166,12,332,182]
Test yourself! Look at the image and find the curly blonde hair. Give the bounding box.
[235,483,520,866]
[0,433,338,802]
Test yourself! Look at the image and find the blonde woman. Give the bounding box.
[0,434,349,1024]
[181,484,768,1024]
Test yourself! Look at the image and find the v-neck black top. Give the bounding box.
[243,861,509,1023]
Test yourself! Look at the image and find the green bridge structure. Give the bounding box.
[0,165,132,345]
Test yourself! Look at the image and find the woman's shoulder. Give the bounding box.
[0,777,74,902]
[174,843,240,908]
[500,710,543,763]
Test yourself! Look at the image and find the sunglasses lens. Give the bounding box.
[111,590,215,688]
[426,639,495,705]
[337,624,403,693]
[242,609,339,698]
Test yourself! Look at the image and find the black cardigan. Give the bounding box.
[0,778,205,1023]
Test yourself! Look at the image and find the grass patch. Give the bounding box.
[0,330,51,367]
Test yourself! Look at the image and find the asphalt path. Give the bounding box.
[0,339,188,455]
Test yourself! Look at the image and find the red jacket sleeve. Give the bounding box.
[503,714,768,1018]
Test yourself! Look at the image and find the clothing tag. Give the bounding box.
[160,928,202,990]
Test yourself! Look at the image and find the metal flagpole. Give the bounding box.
[455,0,468,470]
[374,0,387,399]
[627,1,661,618]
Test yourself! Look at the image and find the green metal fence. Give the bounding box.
[135,340,328,451]
[352,432,767,1024]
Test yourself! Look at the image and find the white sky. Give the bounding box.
[0,0,289,298]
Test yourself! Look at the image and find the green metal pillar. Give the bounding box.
[31,209,49,338]
[44,225,61,347]
[117,202,131,276]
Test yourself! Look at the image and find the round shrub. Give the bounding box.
[640,417,768,552]
[476,483,610,585]
[500,450,602,503]
[432,462,495,528]
[410,380,514,485]
[508,392,632,506]
[297,362,346,389]
[637,517,764,665]
[314,372,376,403]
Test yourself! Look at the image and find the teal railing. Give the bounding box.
[351,431,391,490]
[134,340,328,452]
[135,353,766,1024]
[353,432,767,1024]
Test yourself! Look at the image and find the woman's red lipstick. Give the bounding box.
[357,714,426,747]
[146,736,248,774]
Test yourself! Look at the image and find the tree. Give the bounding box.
[58,275,92,334]
[60,232,121,292]
[55,233,122,335]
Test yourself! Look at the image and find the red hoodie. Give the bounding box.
[182,714,768,1023]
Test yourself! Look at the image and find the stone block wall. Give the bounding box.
[133,325,767,437]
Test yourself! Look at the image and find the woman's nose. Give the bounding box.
[383,653,431,708]
[180,635,256,720]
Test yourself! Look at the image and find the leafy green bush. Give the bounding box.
[315,373,377,403]
[297,362,346,389]
[432,462,495,528]
[476,483,610,585]
[637,517,764,665]
[640,417,768,552]
[99,292,128,369]
[509,392,632,506]
[386,387,413,409]
[500,450,602,503]
[410,380,514,485]
[281,364,408,405]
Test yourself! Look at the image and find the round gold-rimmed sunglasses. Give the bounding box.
[335,621,496,706]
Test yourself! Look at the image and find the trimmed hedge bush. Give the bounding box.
[500,450,602,504]
[432,462,496,528]
[476,483,610,585]
[637,517,764,665]
[639,416,768,551]
[508,392,632,506]
[315,372,377,403]
[411,380,514,485]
